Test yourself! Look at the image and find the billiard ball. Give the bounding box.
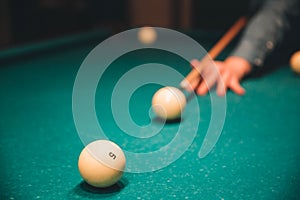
[152,86,186,120]
[78,140,126,188]
[138,27,157,45]
[290,51,300,74]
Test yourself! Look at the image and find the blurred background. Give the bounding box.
[0,0,249,50]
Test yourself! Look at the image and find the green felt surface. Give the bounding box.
[0,30,300,200]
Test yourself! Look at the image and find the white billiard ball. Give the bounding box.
[152,86,186,120]
[78,140,126,188]
[138,27,157,45]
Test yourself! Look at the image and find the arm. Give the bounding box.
[231,0,300,67]
[194,0,300,96]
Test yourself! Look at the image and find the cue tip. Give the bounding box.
[179,79,194,92]
[179,80,188,89]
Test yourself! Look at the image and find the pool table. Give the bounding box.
[0,29,299,199]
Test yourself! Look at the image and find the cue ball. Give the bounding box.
[152,86,186,120]
[78,140,126,188]
[290,51,300,74]
[138,27,157,45]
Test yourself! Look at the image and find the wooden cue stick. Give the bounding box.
[180,16,247,89]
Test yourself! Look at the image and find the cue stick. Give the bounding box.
[180,16,247,89]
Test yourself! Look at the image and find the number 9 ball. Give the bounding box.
[78,140,126,188]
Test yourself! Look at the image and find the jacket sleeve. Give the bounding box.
[230,0,300,67]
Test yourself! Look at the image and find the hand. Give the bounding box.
[190,56,252,96]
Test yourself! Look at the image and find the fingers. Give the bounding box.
[216,70,229,96]
[229,79,246,95]
[190,59,202,73]
[217,74,245,96]
[196,81,209,96]
[189,59,247,96]
[186,78,202,92]
[191,59,220,95]
[196,69,218,95]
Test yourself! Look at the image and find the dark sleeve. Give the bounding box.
[230,0,300,67]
